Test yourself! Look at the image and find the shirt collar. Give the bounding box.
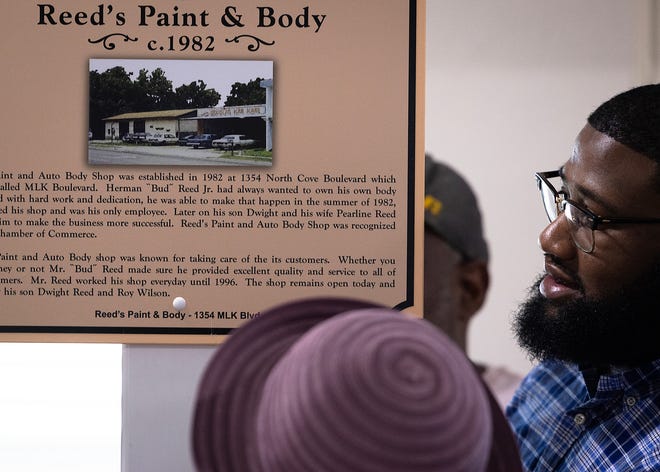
[579,359,660,399]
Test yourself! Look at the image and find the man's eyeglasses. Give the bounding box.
[535,170,660,253]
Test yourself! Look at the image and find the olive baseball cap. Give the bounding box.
[424,154,489,262]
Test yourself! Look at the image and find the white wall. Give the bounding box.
[426,0,657,375]
[0,343,121,472]
[122,346,215,472]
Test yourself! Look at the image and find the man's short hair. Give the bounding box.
[588,84,660,169]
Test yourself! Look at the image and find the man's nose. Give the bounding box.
[539,214,577,260]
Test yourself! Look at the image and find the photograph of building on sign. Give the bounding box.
[88,59,273,167]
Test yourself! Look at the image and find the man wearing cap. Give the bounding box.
[424,155,523,409]
[508,84,660,471]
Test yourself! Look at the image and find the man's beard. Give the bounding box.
[513,264,660,366]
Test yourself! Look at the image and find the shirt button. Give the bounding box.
[625,396,637,407]
[574,413,587,426]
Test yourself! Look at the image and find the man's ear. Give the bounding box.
[457,260,489,321]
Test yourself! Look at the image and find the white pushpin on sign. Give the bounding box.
[172,297,186,311]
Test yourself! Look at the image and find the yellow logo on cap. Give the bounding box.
[424,195,443,215]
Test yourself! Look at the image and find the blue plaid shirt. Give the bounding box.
[506,358,660,471]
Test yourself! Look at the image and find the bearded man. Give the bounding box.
[508,84,660,471]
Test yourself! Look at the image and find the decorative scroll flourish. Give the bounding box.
[88,33,139,50]
[225,35,275,52]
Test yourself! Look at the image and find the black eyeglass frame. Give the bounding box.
[535,170,660,253]
[535,170,660,229]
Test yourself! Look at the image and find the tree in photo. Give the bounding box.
[89,66,137,138]
[134,68,176,111]
[174,80,222,108]
[224,77,266,106]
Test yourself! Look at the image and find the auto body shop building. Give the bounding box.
[103,79,274,150]
[103,109,198,140]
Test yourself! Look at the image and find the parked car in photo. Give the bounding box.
[178,133,197,146]
[187,134,218,149]
[122,132,149,144]
[147,133,178,145]
[212,134,257,149]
